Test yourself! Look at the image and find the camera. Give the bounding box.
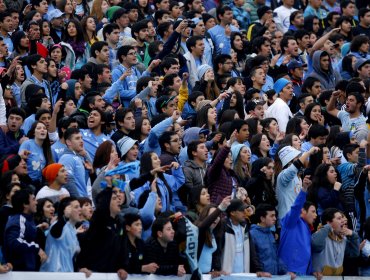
[185,20,196,28]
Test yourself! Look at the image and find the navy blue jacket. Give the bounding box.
[3,213,40,271]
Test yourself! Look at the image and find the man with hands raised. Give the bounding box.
[278,173,317,277]
[106,45,161,107]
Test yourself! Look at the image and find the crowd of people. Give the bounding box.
[0,0,369,278]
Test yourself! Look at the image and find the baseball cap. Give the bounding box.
[287,60,307,71]
[48,9,64,20]
[226,199,248,214]
[355,58,370,72]
[245,99,266,114]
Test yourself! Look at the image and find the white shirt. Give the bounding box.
[265,98,293,132]
[273,5,297,33]
[36,186,70,203]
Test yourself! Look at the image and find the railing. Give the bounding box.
[0,273,369,280]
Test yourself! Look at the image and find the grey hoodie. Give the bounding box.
[308,50,342,90]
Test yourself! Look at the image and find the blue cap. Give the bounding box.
[273,78,291,95]
[287,60,307,71]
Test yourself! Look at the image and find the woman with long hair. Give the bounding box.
[45,58,60,105]
[250,133,271,162]
[218,109,239,128]
[231,32,248,75]
[63,19,87,67]
[231,144,251,188]
[130,151,185,212]
[34,197,56,249]
[136,0,153,20]
[40,197,90,274]
[340,54,356,80]
[195,197,230,277]
[81,16,99,47]
[196,105,217,132]
[90,0,110,23]
[286,117,310,141]
[186,186,211,222]
[280,133,303,151]
[19,121,53,188]
[308,163,344,216]
[246,157,277,207]
[193,66,220,101]
[10,63,25,107]
[57,0,77,21]
[40,20,54,48]
[304,102,325,126]
[261,117,279,146]
[221,88,245,120]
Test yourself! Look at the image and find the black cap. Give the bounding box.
[226,199,248,215]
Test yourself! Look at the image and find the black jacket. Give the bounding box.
[143,237,182,275]
[77,189,128,272]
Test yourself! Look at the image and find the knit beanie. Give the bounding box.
[231,144,247,165]
[197,64,213,80]
[42,163,63,184]
[201,13,214,25]
[273,78,291,95]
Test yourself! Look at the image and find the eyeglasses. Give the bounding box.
[127,52,137,56]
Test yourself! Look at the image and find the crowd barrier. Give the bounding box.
[0,273,369,280]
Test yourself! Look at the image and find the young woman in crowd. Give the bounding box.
[304,102,325,126]
[40,197,89,273]
[19,121,53,189]
[231,144,251,188]
[63,19,87,68]
[131,151,185,212]
[246,157,277,207]
[308,163,344,216]
[186,186,211,222]
[250,133,271,163]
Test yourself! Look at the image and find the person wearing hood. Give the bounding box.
[77,188,129,280]
[179,126,211,165]
[231,143,251,188]
[308,50,342,91]
[265,78,294,133]
[246,157,277,207]
[250,203,289,276]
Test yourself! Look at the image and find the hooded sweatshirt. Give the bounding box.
[308,50,342,90]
